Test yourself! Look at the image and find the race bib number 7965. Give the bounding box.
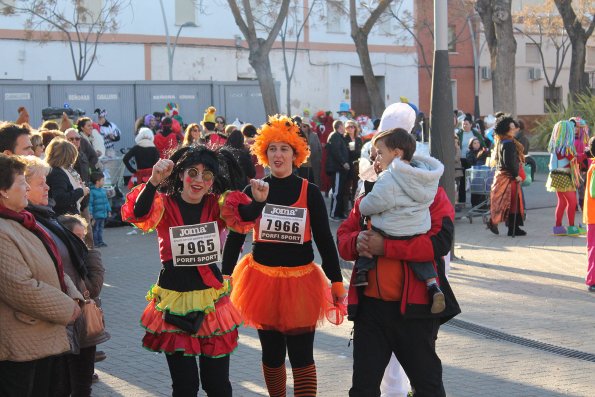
[169,221,221,266]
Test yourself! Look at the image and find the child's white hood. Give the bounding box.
[388,155,444,204]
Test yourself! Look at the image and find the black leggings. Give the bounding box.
[258,329,315,368]
[165,353,231,397]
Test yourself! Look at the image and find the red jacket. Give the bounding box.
[337,186,460,322]
[154,132,178,159]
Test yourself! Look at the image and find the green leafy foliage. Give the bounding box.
[532,93,595,150]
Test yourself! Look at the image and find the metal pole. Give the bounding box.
[430,0,456,205]
[171,25,185,76]
[158,0,173,81]
[467,14,480,119]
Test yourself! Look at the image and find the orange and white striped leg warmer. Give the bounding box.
[292,364,317,396]
[263,363,287,397]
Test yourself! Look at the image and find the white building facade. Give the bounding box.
[0,0,419,121]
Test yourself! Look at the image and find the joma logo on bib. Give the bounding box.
[271,207,298,216]
[179,226,208,236]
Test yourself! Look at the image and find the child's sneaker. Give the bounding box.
[552,226,567,236]
[428,283,446,314]
[353,271,369,287]
[567,225,580,236]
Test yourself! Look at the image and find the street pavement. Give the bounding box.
[92,172,595,396]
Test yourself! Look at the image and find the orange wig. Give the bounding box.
[251,114,310,168]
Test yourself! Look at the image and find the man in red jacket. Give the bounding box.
[337,182,460,397]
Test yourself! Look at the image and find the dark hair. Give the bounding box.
[76,117,93,132]
[241,124,257,138]
[0,153,26,190]
[373,118,380,130]
[225,130,245,150]
[373,128,416,161]
[333,120,343,131]
[0,122,31,153]
[494,115,515,137]
[585,136,595,158]
[57,214,87,234]
[90,171,105,185]
[464,114,473,123]
[292,116,302,127]
[160,117,173,136]
[204,121,216,131]
[468,137,480,151]
[475,119,485,134]
[517,119,525,130]
[215,116,226,124]
[41,129,64,148]
[39,120,60,131]
[159,145,245,196]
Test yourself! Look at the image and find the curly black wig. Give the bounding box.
[158,145,246,196]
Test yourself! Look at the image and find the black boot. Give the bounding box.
[507,214,526,236]
[487,218,499,235]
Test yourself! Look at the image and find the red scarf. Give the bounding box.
[0,205,68,293]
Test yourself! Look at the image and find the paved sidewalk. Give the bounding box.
[92,175,595,396]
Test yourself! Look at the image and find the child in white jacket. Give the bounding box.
[357,128,446,313]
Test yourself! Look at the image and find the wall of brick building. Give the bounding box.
[416,0,477,115]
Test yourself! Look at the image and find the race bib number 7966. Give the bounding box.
[257,204,307,244]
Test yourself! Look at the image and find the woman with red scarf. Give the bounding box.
[0,154,82,397]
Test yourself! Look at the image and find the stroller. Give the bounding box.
[465,166,495,223]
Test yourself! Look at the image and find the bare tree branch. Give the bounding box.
[0,0,128,80]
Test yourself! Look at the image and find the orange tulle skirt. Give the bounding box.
[230,254,331,334]
[141,295,241,357]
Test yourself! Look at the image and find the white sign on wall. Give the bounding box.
[5,93,31,100]
[97,94,119,100]
[68,94,91,101]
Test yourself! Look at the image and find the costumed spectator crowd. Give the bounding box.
[0,97,593,397]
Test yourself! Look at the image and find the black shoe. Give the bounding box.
[353,271,369,287]
[95,350,107,363]
[588,285,595,292]
[508,227,527,236]
[428,284,446,314]
[487,220,499,235]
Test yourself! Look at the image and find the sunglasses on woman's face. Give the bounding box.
[186,168,214,182]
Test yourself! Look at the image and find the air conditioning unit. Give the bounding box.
[529,67,542,80]
[480,66,492,80]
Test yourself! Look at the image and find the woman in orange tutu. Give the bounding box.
[222,115,346,396]
[121,145,268,397]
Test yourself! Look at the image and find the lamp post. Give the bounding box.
[170,22,197,80]
[430,0,455,205]
[159,0,197,81]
